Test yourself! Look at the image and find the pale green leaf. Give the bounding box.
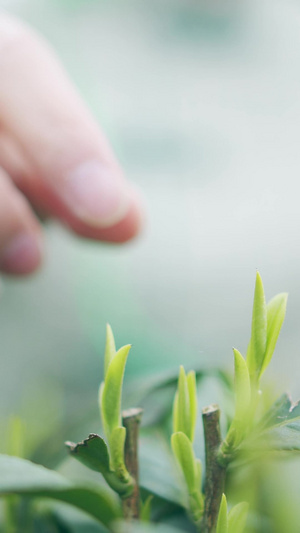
[174,366,191,439]
[247,272,267,377]
[109,427,129,482]
[259,394,300,430]
[104,324,116,378]
[228,501,249,533]
[171,432,198,494]
[101,344,131,440]
[233,349,251,420]
[260,293,288,376]
[264,422,300,451]
[217,494,228,533]
[187,371,197,443]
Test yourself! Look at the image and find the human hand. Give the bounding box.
[0,13,143,275]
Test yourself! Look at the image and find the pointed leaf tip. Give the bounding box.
[247,271,267,377]
[104,324,116,377]
[176,366,192,439]
[217,493,228,533]
[101,344,131,441]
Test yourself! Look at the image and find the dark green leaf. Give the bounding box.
[66,434,110,475]
[114,522,181,533]
[66,434,133,497]
[139,432,186,506]
[0,454,120,528]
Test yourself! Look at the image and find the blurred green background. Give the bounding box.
[0,0,300,457]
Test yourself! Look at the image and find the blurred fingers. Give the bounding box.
[0,13,143,242]
[0,168,42,275]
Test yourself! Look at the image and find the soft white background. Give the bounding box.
[0,0,299,418]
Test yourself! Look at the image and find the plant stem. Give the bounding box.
[121,407,143,520]
[202,404,226,533]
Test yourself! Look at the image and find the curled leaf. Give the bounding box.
[66,434,110,475]
[101,344,131,441]
[66,434,133,497]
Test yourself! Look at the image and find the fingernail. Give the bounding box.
[0,233,42,275]
[61,160,130,227]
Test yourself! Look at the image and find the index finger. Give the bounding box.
[0,13,143,242]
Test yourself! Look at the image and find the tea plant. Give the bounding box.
[0,272,300,533]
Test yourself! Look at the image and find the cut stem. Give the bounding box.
[202,404,226,533]
[121,407,143,520]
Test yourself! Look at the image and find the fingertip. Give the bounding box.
[102,187,145,243]
[61,185,145,243]
[0,231,43,276]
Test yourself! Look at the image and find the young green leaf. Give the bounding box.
[173,366,191,440]
[217,493,228,533]
[187,371,197,443]
[171,432,199,494]
[104,324,116,378]
[247,272,267,378]
[228,501,249,533]
[233,349,251,420]
[101,344,131,441]
[109,426,130,482]
[260,293,288,377]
